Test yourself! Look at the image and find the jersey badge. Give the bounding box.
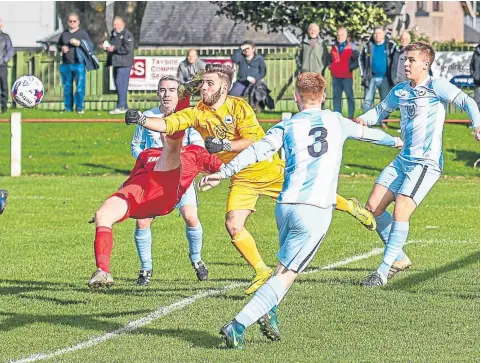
[224,115,233,124]
[406,103,416,118]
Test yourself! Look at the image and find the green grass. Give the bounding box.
[0,122,478,177]
[0,176,478,362]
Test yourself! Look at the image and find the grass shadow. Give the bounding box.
[446,148,480,167]
[0,309,151,332]
[135,327,222,349]
[388,251,480,291]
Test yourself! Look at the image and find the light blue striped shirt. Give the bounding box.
[219,108,399,208]
[360,76,480,168]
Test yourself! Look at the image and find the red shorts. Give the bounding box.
[112,168,182,222]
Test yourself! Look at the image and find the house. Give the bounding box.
[0,1,56,49]
[388,1,480,44]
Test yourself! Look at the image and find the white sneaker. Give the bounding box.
[88,268,115,289]
[109,108,127,115]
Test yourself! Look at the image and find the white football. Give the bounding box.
[11,75,44,108]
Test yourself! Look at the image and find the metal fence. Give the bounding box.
[7,45,476,113]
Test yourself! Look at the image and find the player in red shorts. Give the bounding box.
[88,73,208,288]
[88,132,224,288]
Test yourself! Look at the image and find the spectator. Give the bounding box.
[57,13,94,114]
[177,49,206,83]
[470,44,480,109]
[359,26,396,127]
[391,31,412,85]
[298,23,329,75]
[329,26,359,119]
[0,18,13,113]
[229,41,266,97]
[103,16,134,115]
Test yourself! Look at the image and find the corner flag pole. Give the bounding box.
[11,112,21,177]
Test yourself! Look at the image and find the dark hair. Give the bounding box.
[404,41,436,66]
[241,40,255,48]
[204,63,234,88]
[373,25,385,32]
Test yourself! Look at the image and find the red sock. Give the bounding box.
[94,226,113,273]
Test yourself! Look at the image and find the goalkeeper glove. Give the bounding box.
[204,136,232,154]
[125,109,146,126]
[177,70,205,99]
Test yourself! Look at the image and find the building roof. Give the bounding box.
[464,24,480,44]
[139,1,295,47]
[40,1,297,47]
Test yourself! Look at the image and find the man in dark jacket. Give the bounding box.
[391,31,411,85]
[177,49,206,83]
[359,26,397,127]
[0,18,14,113]
[103,16,134,114]
[57,13,92,114]
[298,23,329,76]
[229,41,266,97]
[329,26,359,118]
[470,44,480,109]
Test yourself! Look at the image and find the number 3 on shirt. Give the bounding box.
[308,127,328,157]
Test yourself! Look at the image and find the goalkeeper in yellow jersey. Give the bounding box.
[125,64,375,295]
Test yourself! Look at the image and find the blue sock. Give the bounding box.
[377,221,409,281]
[235,276,287,329]
[134,226,153,270]
[186,223,203,264]
[375,211,405,262]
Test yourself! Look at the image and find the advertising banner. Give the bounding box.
[109,56,235,91]
[432,51,474,87]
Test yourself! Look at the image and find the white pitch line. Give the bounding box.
[7,247,384,363]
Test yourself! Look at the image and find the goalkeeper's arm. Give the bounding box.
[198,138,279,191]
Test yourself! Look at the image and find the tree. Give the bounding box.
[113,1,147,48]
[56,1,109,48]
[212,1,389,41]
[56,1,147,49]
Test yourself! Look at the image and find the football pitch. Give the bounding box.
[0,175,479,362]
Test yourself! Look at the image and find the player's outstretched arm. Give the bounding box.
[341,116,403,148]
[355,86,401,126]
[433,79,480,141]
[125,109,167,133]
[200,133,283,191]
[451,92,480,141]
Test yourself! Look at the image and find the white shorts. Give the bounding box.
[275,203,333,273]
[376,156,441,206]
[176,182,198,210]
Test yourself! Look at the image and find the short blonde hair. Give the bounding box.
[405,41,435,66]
[296,72,326,103]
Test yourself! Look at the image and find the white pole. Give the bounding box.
[11,112,21,177]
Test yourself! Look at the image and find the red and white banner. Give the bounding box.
[109,56,235,91]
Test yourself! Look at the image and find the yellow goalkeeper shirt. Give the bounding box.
[164,96,280,180]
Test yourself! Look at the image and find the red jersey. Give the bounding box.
[113,145,222,221]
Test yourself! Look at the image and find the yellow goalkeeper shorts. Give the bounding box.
[226,158,285,212]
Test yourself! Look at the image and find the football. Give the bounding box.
[11,75,44,108]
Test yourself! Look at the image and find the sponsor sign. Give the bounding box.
[109,56,235,91]
[432,51,474,87]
